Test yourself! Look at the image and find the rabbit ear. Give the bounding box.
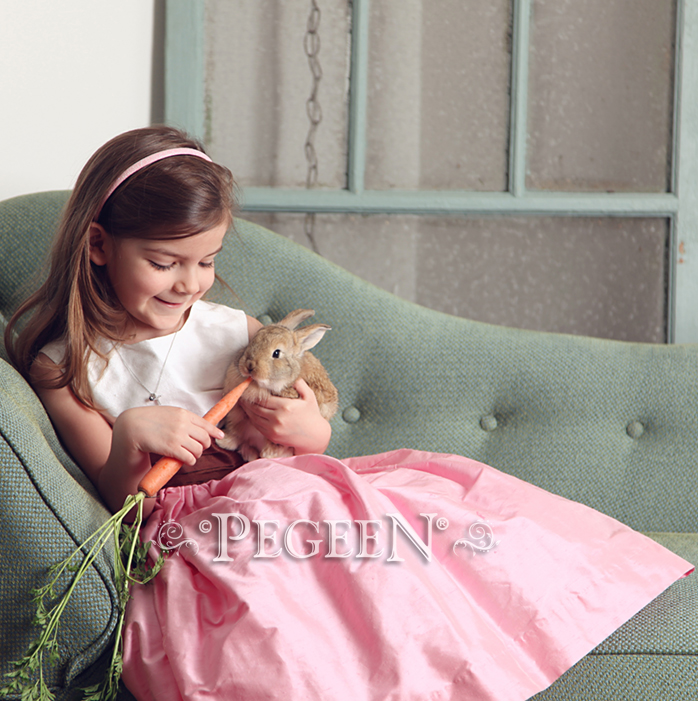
[296,323,331,352]
[278,309,315,330]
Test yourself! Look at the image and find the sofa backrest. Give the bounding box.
[1,191,697,534]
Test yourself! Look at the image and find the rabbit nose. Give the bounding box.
[239,358,254,376]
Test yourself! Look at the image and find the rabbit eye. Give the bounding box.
[272,349,281,359]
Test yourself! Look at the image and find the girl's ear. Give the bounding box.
[88,223,111,266]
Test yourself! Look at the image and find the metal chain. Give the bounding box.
[303,0,322,254]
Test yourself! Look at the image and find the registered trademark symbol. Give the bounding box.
[436,517,449,531]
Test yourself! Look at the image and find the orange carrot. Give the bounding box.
[201,377,253,424]
[138,378,252,497]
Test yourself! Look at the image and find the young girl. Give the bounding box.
[7,126,692,701]
[6,125,330,517]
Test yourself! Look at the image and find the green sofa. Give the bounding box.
[0,191,696,700]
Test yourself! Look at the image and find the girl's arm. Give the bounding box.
[242,316,332,455]
[31,354,224,515]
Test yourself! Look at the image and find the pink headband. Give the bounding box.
[97,147,213,216]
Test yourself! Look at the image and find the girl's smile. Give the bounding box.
[155,298,186,308]
[89,220,228,342]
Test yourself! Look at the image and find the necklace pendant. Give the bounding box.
[115,332,178,410]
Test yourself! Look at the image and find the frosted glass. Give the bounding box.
[242,213,668,343]
[204,0,351,189]
[365,0,511,191]
[527,0,676,192]
[415,216,668,342]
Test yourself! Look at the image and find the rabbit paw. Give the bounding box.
[259,442,295,460]
[216,433,241,452]
[238,444,261,463]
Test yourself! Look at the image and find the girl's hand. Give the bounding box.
[100,405,224,513]
[241,379,331,455]
[113,405,225,466]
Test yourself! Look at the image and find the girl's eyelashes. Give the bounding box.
[149,260,174,271]
[148,259,216,271]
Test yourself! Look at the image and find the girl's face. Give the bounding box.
[89,220,228,342]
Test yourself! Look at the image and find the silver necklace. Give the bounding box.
[115,331,179,405]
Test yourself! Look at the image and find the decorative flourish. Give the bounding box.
[157,520,199,556]
[453,520,500,556]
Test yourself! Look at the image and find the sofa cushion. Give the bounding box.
[533,655,697,701]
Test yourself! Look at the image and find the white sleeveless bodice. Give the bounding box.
[41,300,248,421]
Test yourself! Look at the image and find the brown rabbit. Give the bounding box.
[217,309,338,462]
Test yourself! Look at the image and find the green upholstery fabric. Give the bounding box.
[0,191,695,700]
[0,351,124,698]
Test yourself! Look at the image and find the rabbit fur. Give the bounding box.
[217,309,338,462]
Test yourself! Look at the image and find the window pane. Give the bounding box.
[204,0,351,189]
[365,0,512,191]
[527,0,676,193]
[242,213,668,343]
[415,216,668,342]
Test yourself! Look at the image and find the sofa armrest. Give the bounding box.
[0,358,120,695]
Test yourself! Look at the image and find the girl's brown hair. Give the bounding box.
[4,125,237,408]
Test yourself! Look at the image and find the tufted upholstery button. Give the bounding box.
[343,406,361,424]
[480,415,498,432]
[257,314,273,326]
[626,420,644,439]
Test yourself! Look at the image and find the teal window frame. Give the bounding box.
[165,0,698,343]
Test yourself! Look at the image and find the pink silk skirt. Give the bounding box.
[122,450,693,701]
